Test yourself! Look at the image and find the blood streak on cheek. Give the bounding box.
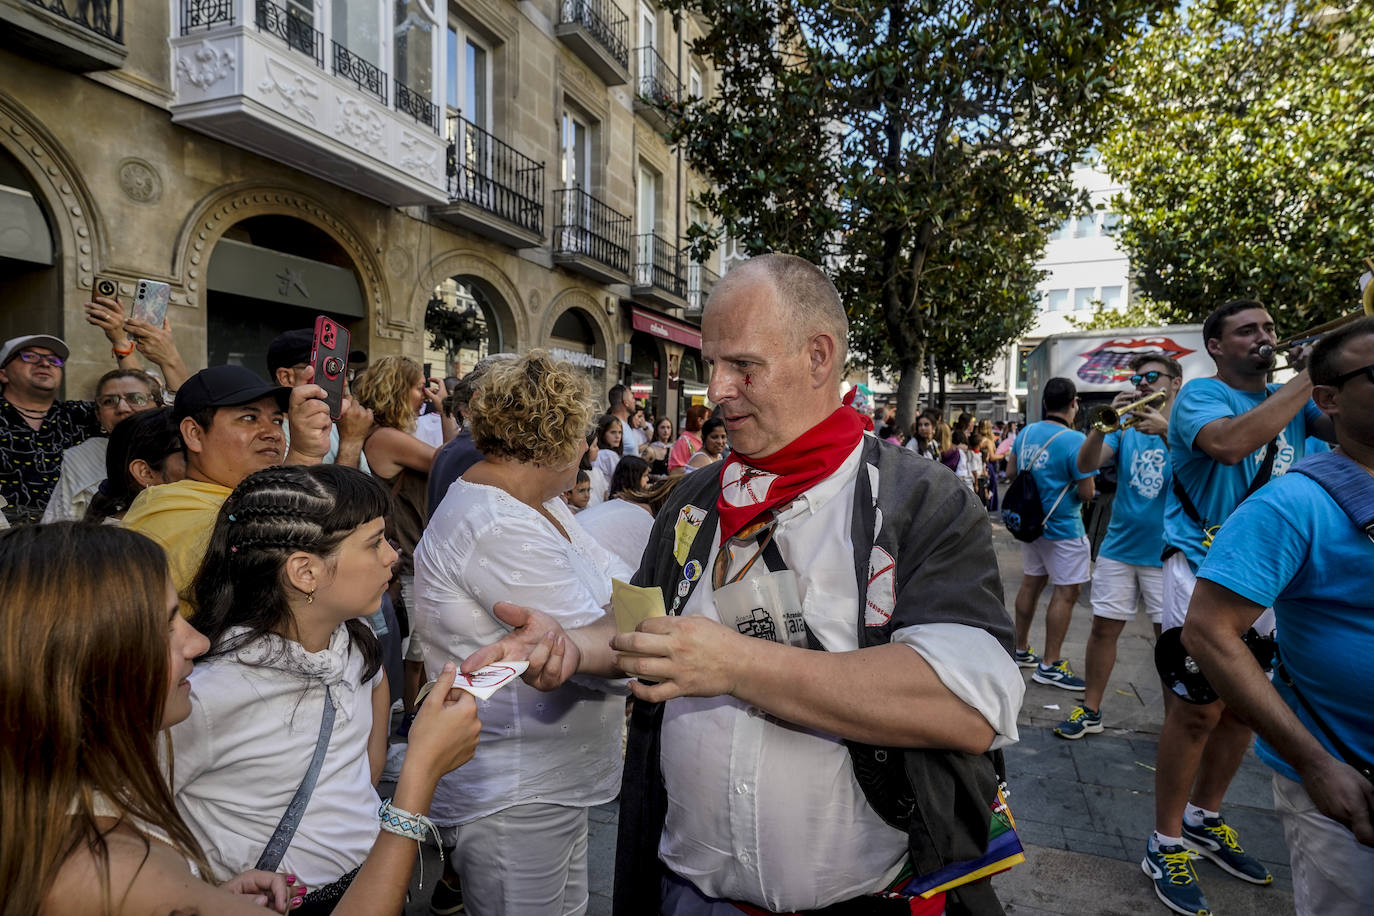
[743,374,752,387]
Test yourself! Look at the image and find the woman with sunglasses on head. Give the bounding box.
[170,464,481,914]
[42,369,164,523]
[0,521,479,916]
[84,407,187,525]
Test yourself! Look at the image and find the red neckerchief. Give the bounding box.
[841,386,876,430]
[716,406,867,544]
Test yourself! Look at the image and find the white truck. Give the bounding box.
[1024,325,1209,423]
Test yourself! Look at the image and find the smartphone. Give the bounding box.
[92,275,119,301]
[131,279,170,326]
[310,315,350,420]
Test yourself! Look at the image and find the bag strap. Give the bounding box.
[1171,436,1279,533]
[1290,451,1374,540]
[1275,649,1374,784]
[254,684,336,872]
[1018,426,1071,474]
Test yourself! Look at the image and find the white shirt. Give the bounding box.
[41,436,107,522]
[586,465,610,507]
[172,625,382,886]
[574,497,655,571]
[593,448,621,486]
[658,443,1022,910]
[414,412,444,448]
[414,479,633,826]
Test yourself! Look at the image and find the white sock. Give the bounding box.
[1184,804,1219,827]
[1152,831,1184,851]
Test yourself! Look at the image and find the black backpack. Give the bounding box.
[1001,428,1071,543]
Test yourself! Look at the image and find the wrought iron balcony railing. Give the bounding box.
[634,45,678,108]
[446,113,545,238]
[255,0,322,67]
[25,0,123,43]
[181,0,231,33]
[558,0,629,71]
[634,233,684,298]
[395,80,441,136]
[554,188,631,276]
[332,40,386,104]
[686,261,718,313]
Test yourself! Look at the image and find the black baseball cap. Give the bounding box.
[266,328,368,376]
[173,365,291,421]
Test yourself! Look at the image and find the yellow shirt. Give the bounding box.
[123,478,232,616]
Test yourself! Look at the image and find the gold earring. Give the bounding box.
[307,589,315,605]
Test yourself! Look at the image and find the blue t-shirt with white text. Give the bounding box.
[1097,427,1169,567]
[1197,472,1374,784]
[1164,378,1322,569]
[1014,419,1093,540]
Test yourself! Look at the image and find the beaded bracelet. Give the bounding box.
[378,798,444,889]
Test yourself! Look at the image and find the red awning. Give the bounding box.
[631,307,702,349]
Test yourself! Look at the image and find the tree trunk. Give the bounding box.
[894,349,923,435]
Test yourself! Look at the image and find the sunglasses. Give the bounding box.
[1328,361,1374,389]
[12,351,64,368]
[1128,370,1176,386]
[96,392,155,409]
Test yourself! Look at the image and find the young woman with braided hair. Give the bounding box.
[171,464,480,914]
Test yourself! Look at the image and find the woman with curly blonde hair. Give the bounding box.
[412,350,632,916]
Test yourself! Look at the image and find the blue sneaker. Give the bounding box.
[1054,705,1103,739]
[1182,816,1273,885]
[1032,659,1086,691]
[1142,841,1211,916]
[1014,647,1040,668]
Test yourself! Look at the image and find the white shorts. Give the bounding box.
[1021,536,1091,586]
[1274,773,1374,916]
[1091,556,1163,623]
[1161,551,1276,635]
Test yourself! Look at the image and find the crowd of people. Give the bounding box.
[0,256,1368,916]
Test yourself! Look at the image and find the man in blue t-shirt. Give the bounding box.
[1009,376,1096,690]
[1141,299,1335,916]
[1054,354,1182,741]
[1185,316,1374,916]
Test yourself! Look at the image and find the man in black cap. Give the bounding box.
[266,327,374,469]
[124,364,331,614]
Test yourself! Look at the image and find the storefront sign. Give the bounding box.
[631,307,702,349]
[550,346,606,370]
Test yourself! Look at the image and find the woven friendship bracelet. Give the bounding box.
[378,798,444,889]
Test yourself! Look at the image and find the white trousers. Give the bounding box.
[1273,772,1374,916]
[450,801,590,916]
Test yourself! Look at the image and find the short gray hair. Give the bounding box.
[708,254,848,366]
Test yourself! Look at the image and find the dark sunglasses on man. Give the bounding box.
[10,351,65,369]
[1327,361,1374,388]
[1128,370,1175,387]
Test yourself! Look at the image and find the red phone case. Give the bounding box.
[310,315,349,420]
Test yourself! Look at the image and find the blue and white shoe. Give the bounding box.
[1032,659,1086,691]
[1182,816,1273,885]
[1142,840,1211,916]
[1054,705,1103,739]
[1014,647,1040,668]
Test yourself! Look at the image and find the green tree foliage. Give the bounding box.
[660,0,1169,427]
[1102,0,1374,335]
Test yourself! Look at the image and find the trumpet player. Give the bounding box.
[1142,299,1336,916]
[1053,354,1182,743]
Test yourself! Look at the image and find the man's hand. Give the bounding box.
[1130,403,1169,438]
[84,295,134,348]
[336,395,375,445]
[285,365,330,465]
[611,615,747,702]
[1286,341,1312,374]
[124,316,191,391]
[1296,754,1374,846]
[462,601,582,691]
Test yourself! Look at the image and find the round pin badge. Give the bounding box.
[683,560,703,582]
[677,580,691,597]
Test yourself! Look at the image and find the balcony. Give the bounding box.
[168,0,449,206]
[685,260,718,315]
[432,113,544,249]
[0,0,125,71]
[554,0,629,87]
[552,188,631,284]
[633,233,686,309]
[633,45,679,133]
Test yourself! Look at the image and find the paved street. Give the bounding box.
[401,507,1296,916]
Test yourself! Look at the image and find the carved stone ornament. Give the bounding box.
[117,159,162,204]
[397,133,440,183]
[177,39,236,90]
[257,58,320,125]
[336,97,384,148]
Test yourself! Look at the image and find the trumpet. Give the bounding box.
[1258,310,1372,360]
[1092,390,1167,433]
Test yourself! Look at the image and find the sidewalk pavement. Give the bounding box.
[405,512,1297,916]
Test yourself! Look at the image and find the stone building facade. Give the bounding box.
[0,0,721,422]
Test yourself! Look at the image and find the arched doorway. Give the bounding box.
[0,144,59,342]
[422,275,508,380]
[547,306,607,390]
[205,215,367,379]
